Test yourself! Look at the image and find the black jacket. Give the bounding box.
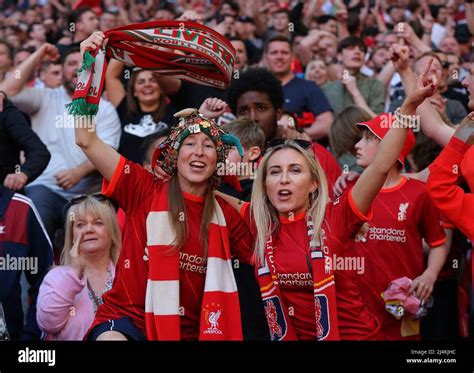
[0,99,50,185]
[0,186,53,340]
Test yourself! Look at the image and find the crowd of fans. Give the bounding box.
[0,0,472,343]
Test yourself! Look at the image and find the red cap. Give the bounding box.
[356,113,415,168]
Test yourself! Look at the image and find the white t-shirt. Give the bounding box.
[12,86,121,199]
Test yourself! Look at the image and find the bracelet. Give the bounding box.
[394,107,420,130]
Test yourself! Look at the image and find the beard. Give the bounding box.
[63,77,77,96]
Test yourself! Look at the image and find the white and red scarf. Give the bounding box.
[144,183,242,340]
[68,20,235,116]
[256,216,340,341]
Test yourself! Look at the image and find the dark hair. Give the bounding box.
[126,69,167,124]
[60,47,81,65]
[412,130,443,170]
[27,23,43,35]
[226,67,285,114]
[370,44,389,60]
[221,1,240,14]
[226,67,284,114]
[69,6,94,26]
[337,36,367,53]
[229,36,245,44]
[272,9,290,17]
[0,39,14,62]
[40,60,61,73]
[264,35,292,53]
[315,15,337,25]
[429,5,447,20]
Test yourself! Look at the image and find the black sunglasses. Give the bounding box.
[63,193,117,218]
[266,139,312,150]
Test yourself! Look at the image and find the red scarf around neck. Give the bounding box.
[144,183,242,340]
[256,215,340,341]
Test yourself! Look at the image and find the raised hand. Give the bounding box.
[80,31,106,56]
[454,112,474,146]
[199,98,228,119]
[400,57,437,114]
[70,230,86,278]
[39,43,60,62]
[390,44,410,73]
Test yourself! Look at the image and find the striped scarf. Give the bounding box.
[144,182,242,340]
[256,216,340,341]
[67,20,235,116]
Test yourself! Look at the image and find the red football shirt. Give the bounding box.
[354,177,446,340]
[90,157,254,339]
[241,189,380,340]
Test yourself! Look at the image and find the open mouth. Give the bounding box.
[83,238,98,243]
[277,189,292,201]
[190,161,206,170]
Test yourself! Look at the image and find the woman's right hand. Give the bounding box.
[80,31,106,56]
[70,231,86,279]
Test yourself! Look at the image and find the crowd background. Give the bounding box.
[0,0,472,343]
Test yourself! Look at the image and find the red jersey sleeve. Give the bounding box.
[102,157,159,216]
[328,188,373,246]
[219,198,254,265]
[426,137,474,241]
[418,192,446,248]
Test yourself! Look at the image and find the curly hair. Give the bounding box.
[226,67,284,114]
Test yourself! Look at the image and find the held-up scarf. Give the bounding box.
[256,216,340,341]
[67,20,235,116]
[144,182,242,340]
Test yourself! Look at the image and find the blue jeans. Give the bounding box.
[25,185,68,243]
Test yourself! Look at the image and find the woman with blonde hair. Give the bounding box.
[304,59,329,86]
[217,65,438,340]
[72,31,256,342]
[36,194,121,340]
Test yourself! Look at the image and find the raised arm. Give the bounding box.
[391,43,455,147]
[352,59,437,215]
[0,43,59,97]
[75,32,120,182]
[105,59,126,108]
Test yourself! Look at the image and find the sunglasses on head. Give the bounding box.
[266,139,312,150]
[63,193,117,217]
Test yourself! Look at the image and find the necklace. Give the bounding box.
[86,266,113,314]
